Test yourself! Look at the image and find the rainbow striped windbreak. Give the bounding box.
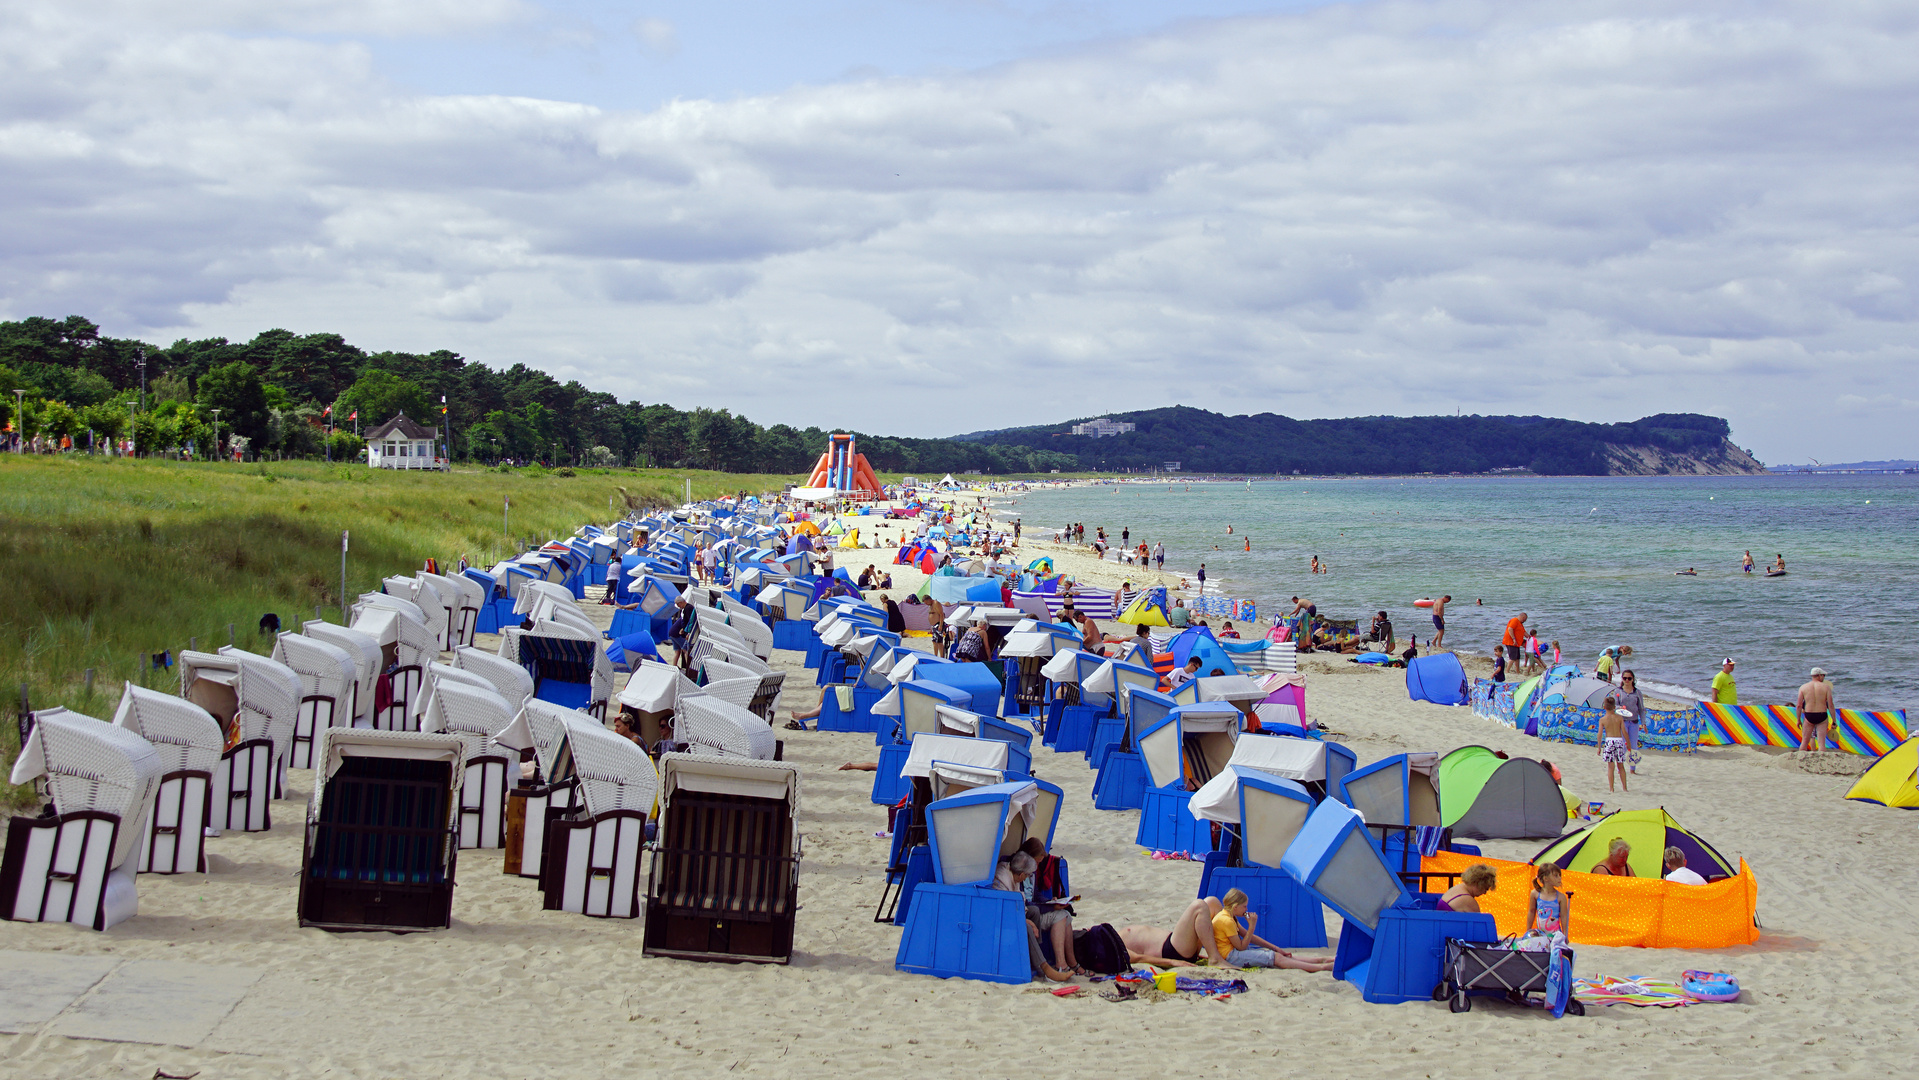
[1696,703,1907,756]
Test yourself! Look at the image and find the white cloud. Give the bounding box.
[631,17,678,56]
[1,0,1917,461]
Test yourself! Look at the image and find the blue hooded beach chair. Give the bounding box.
[895,780,1045,984]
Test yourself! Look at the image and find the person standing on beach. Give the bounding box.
[1154,542,1165,571]
[1598,697,1630,793]
[1500,609,1527,666]
[1711,658,1738,704]
[1197,564,1207,591]
[1615,671,1645,774]
[1797,667,1835,752]
[1121,526,1129,545]
[1431,595,1452,648]
[1013,518,1021,544]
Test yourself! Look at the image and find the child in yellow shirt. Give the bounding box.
[1210,889,1335,971]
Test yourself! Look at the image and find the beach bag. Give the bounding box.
[1074,924,1130,975]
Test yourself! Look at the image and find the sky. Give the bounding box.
[2,0,1915,463]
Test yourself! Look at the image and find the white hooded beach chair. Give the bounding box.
[453,645,534,711]
[272,632,357,769]
[3,708,162,930]
[391,573,456,653]
[616,660,702,748]
[541,716,659,919]
[493,699,586,878]
[301,621,382,726]
[643,753,802,964]
[676,694,778,760]
[697,657,762,712]
[179,648,301,832]
[1137,701,1243,792]
[298,728,465,932]
[351,601,438,729]
[111,685,222,875]
[515,579,576,617]
[419,679,517,849]
[444,571,487,646]
[418,571,475,649]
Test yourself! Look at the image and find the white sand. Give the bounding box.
[2,534,1912,1077]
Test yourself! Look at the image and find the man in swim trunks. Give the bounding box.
[1429,595,1450,647]
[1117,898,1232,969]
[1743,550,1754,573]
[1797,667,1836,752]
[1501,611,1526,667]
[1598,696,1629,793]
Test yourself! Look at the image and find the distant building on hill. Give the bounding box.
[365,414,444,470]
[1070,417,1136,438]
[1162,461,1181,472]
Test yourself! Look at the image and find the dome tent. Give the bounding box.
[1436,746,1569,839]
[1405,652,1468,706]
[1531,807,1736,881]
[1844,736,1919,808]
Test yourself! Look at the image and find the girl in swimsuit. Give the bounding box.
[1528,864,1568,935]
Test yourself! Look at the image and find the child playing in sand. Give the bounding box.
[1527,864,1569,935]
[1211,889,1335,971]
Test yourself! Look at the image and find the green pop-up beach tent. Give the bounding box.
[1437,745,1569,840]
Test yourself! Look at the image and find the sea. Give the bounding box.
[991,474,1919,712]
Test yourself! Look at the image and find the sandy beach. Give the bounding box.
[1,509,1911,1079]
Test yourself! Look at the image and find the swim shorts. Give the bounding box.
[1506,645,1522,661]
[1601,737,1628,764]
[1803,711,1828,726]
[1161,935,1197,963]
[1432,615,1444,630]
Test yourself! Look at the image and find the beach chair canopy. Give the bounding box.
[1137,701,1241,791]
[901,733,1010,778]
[1237,774,1318,869]
[619,660,703,714]
[675,694,778,760]
[1531,807,1736,880]
[1436,746,1569,839]
[925,780,1040,887]
[453,646,536,710]
[356,591,429,625]
[563,714,659,816]
[495,698,584,781]
[419,679,517,762]
[1039,649,1095,683]
[1197,674,1266,707]
[1084,659,1157,698]
[1280,798,1411,932]
[271,633,356,711]
[1338,752,1442,827]
[12,707,163,869]
[301,621,383,717]
[179,648,302,755]
[111,684,223,777]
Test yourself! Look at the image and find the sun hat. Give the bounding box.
[1810,667,1827,676]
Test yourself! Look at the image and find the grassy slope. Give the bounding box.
[0,456,798,806]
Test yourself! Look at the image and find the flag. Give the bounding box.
[323,404,332,417]
[348,410,358,420]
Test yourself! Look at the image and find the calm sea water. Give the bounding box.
[996,474,1919,711]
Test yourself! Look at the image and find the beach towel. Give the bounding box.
[1572,976,1696,1007]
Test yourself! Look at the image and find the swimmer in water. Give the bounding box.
[1676,568,1697,576]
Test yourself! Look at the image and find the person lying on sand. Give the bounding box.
[1119,896,1327,972]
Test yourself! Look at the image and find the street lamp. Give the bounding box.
[135,348,146,412]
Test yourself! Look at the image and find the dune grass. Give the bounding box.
[0,455,798,807]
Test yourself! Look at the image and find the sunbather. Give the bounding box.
[1589,838,1635,876]
[1117,897,1234,969]
[1020,838,1081,974]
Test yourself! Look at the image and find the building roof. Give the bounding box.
[365,413,438,440]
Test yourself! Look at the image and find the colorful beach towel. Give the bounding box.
[1572,975,1695,1007]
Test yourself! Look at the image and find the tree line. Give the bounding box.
[960,405,1747,475]
[0,316,1081,474]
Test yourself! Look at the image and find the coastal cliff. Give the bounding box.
[1602,438,1767,476]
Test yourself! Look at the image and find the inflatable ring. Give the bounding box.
[1681,970,1739,1002]
[1413,598,1434,608]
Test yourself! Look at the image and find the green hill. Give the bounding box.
[956,406,1764,476]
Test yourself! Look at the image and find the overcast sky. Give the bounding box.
[2,0,1914,463]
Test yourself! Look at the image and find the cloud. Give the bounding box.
[1,0,1917,461]
[631,17,678,57]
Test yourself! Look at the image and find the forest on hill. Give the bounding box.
[959,406,1756,476]
[0,315,1752,476]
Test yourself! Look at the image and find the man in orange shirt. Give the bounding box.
[1502,612,1529,669]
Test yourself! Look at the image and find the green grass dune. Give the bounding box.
[0,455,797,806]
